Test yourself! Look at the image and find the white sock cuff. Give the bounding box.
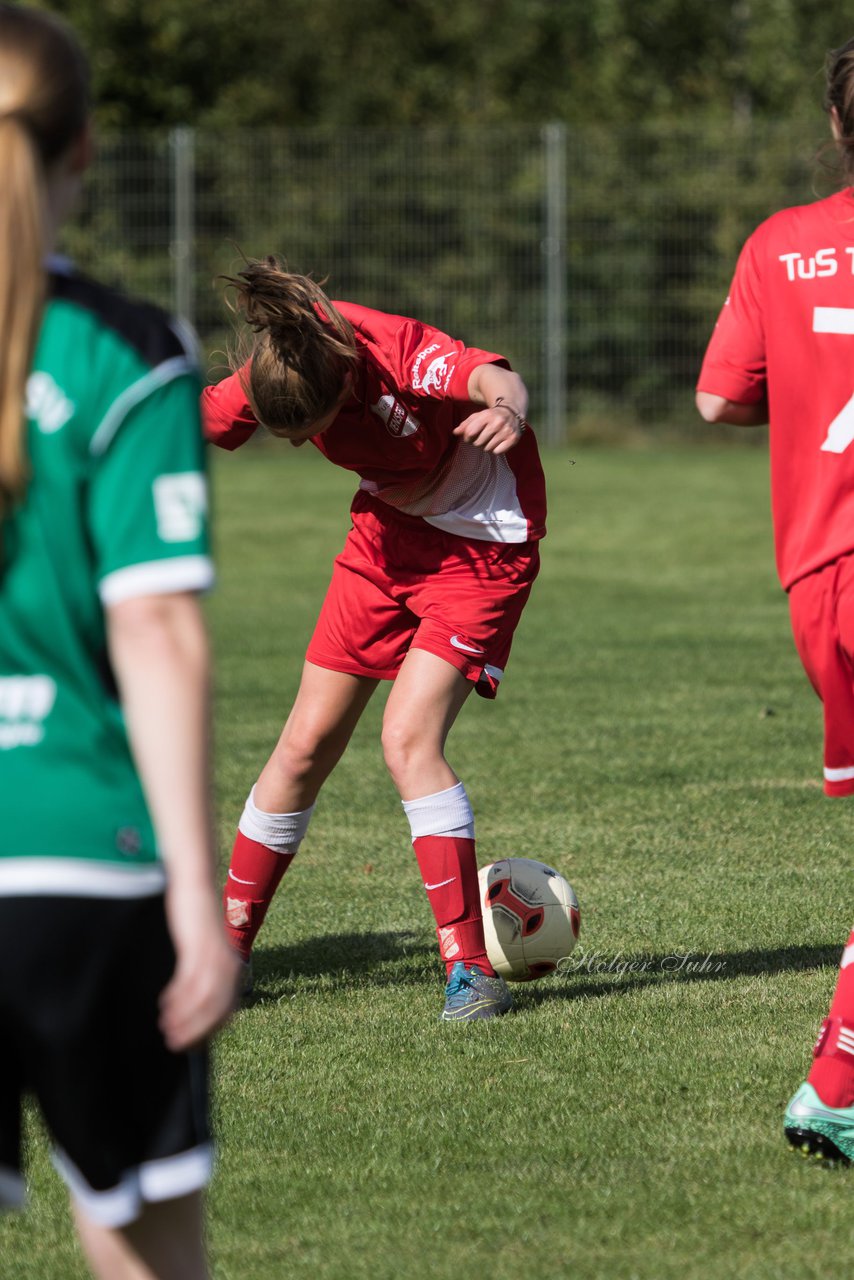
[402,782,474,840]
[238,786,315,850]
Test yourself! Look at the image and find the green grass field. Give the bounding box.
[4,442,854,1279]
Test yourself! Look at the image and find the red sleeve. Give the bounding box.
[389,317,510,402]
[697,232,767,404]
[201,365,259,450]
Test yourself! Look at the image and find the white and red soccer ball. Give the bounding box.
[478,857,580,982]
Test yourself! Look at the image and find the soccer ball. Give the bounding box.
[478,858,580,982]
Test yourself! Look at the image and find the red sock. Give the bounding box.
[222,830,295,962]
[412,835,494,977]
[807,928,854,1107]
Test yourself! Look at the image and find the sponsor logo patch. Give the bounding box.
[153,472,208,542]
[0,675,57,749]
[27,372,75,434]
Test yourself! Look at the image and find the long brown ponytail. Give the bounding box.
[225,257,359,436]
[825,37,854,185]
[0,5,89,520]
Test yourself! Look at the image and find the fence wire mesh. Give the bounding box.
[59,122,834,444]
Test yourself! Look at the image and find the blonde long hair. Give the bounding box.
[224,257,359,436]
[0,5,89,520]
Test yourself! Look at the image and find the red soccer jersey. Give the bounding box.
[202,303,546,544]
[698,189,854,589]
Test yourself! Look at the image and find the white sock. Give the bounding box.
[401,781,475,841]
[238,785,315,852]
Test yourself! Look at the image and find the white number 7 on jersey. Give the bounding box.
[816,307,854,453]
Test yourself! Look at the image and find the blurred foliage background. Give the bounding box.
[26,0,854,440]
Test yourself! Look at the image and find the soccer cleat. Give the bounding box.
[440,962,513,1022]
[784,1082,854,1164]
[239,957,254,999]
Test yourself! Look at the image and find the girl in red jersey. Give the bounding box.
[204,260,547,1021]
[697,36,854,1162]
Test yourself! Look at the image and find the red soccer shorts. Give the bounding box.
[789,551,854,796]
[306,492,540,699]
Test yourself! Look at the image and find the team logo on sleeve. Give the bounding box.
[411,344,456,392]
[26,372,75,434]
[411,342,456,394]
[153,472,208,542]
[411,342,441,386]
[0,676,57,748]
[370,395,420,438]
[421,355,454,392]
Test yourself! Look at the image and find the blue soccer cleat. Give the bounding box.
[440,962,513,1022]
[784,1082,854,1164]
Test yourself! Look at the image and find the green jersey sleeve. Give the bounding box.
[88,367,214,605]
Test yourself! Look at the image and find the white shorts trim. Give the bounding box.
[99,555,214,606]
[0,859,167,898]
[0,1166,26,1212]
[824,765,854,782]
[53,1143,213,1228]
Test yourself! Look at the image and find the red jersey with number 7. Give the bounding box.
[697,189,854,590]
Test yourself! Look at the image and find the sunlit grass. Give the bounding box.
[3,443,852,1279]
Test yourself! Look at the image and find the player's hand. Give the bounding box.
[452,404,526,454]
[159,893,243,1051]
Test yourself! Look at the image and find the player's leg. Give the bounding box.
[73,1191,207,1280]
[382,648,511,1020]
[0,1005,26,1216]
[784,933,854,1164]
[784,561,854,1160]
[8,898,218,1261]
[223,661,379,961]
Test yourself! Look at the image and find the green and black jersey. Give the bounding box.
[0,261,212,895]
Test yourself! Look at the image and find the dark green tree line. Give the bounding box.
[25,0,854,129]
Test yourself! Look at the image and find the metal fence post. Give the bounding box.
[542,122,567,446]
[170,126,195,327]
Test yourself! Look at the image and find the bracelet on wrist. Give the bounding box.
[494,396,529,434]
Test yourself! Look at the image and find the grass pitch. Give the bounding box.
[4,443,854,1278]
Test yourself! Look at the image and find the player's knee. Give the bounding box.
[381,718,428,783]
[274,727,339,785]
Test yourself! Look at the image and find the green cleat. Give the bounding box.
[440,962,513,1022]
[784,1083,854,1164]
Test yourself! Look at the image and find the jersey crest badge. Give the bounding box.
[370,395,420,438]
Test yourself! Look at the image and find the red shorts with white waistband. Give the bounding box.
[305,492,540,699]
[789,552,854,796]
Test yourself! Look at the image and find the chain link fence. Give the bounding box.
[60,122,833,444]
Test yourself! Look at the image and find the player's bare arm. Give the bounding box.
[454,363,530,454]
[106,590,242,1049]
[695,390,768,426]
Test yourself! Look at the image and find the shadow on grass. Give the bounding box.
[247,937,840,1005]
[520,942,842,1006]
[248,930,435,1000]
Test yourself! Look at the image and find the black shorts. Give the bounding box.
[0,894,210,1227]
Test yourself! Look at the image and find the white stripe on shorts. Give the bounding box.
[53,1143,213,1228]
[824,765,854,783]
[0,859,167,898]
